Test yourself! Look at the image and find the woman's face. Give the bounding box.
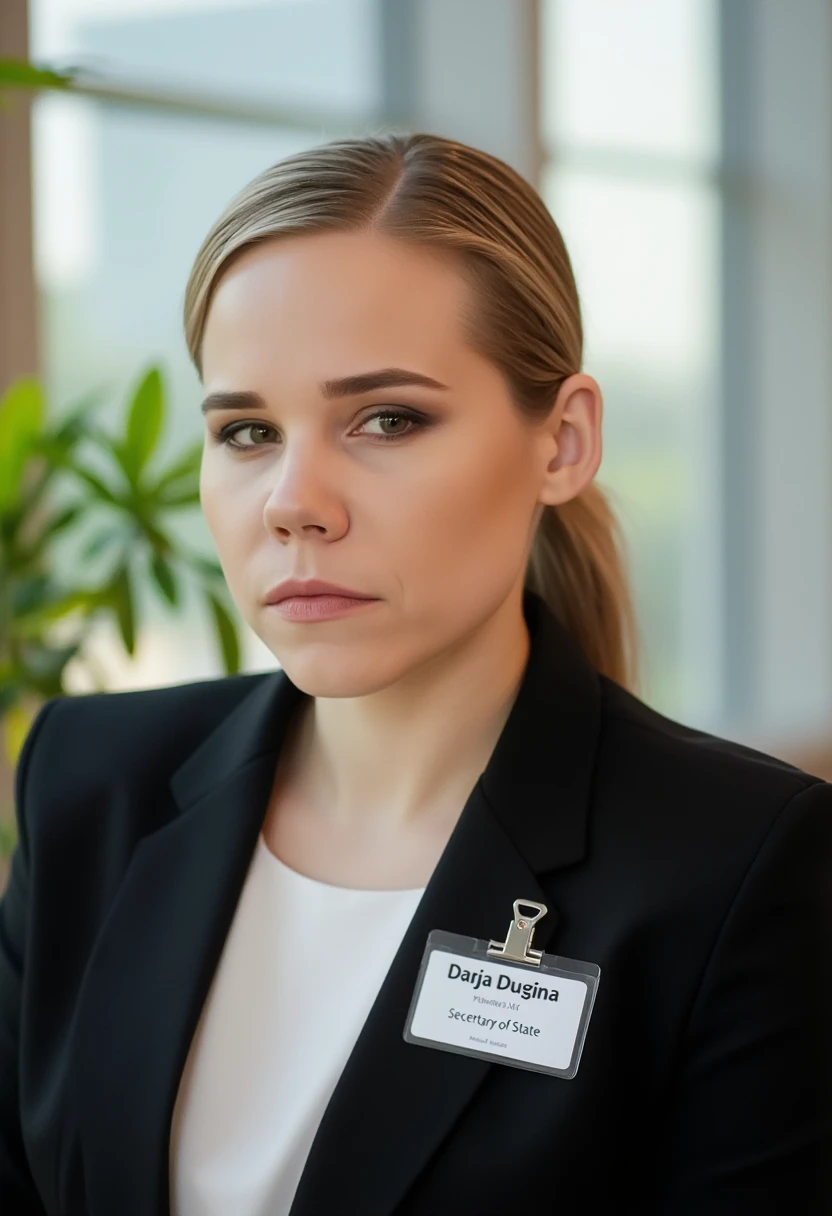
[199,228,598,695]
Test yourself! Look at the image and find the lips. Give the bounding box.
[264,578,377,605]
[269,593,380,621]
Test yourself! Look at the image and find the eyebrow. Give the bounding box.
[200,367,450,414]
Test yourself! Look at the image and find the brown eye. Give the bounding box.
[215,422,277,450]
[357,409,423,440]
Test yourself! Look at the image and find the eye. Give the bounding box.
[213,421,276,451]
[358,408,424,441]
[212,406,429,452]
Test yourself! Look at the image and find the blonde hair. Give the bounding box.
[184,132,640,692]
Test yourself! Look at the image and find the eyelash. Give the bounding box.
[211,407,428,452]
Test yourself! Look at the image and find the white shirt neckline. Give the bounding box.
[255,830,428,896]
[170,828,427,1216]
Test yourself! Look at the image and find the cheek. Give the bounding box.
[199,462,260,587]
[403,441,535,569]
[200,453,256,535]
[199,458,228,541]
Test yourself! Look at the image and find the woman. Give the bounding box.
[1,132,830,1216]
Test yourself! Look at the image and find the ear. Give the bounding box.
[536,373,603,508]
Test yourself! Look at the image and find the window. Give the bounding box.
[539,0,721,724]
[28,0,382,688]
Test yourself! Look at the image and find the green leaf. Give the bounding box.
[0,819,18,863]
[80,523,136,562]
[18,639,83,687]
[13,588,100,634]
[206,591,240,674]
[154,484,200,509]
[22,387,106,471]
[0,60,75,91]
[149,437,203,495]
[123,367,164,486]
[177,550,224,581]
[16,463,57,519]
[81,422,122,455]
[14,501,86,565]
[56,384,107,434]
[10,574,51,615]
[136,517,174,555]
[2,700,35,768]
[107,438,139,490]
[12,572,98,619]
[110,565,136,655]
[0,683,21,719]
[150,552,179,606]
[15,427,89,521]
[62,459,123,507]
[0,378,44,514]
[34,501,86,543]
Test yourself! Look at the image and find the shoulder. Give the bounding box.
[590,675,832,904]
[14,671,273,846]
[598,675,819,796]
[23,670,270,767]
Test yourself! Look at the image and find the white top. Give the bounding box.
[168,831,426,1216]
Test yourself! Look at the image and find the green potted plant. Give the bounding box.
[0,364,242,863]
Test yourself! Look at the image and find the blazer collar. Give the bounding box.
[68,588,601,1216]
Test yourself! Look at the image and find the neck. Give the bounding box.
[280,593,531,833]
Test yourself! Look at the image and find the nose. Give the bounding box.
[261,441,346,541]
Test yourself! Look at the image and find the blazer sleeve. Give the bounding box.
[0,699,60,1216]
[653,778,832,1215]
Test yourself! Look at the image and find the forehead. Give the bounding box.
[200,230,475,386]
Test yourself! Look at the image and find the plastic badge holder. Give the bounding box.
[403,899,600,1079]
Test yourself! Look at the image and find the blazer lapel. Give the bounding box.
[67,588,601,1216]
[68,667,306,1216]
[287,588,602,1215]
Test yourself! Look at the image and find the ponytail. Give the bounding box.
[527,487,640,691]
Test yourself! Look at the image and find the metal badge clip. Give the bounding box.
[486,898,548,967]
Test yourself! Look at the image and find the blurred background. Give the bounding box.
[1,0,831,870]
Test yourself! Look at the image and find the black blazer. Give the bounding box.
[2,589,831,1216]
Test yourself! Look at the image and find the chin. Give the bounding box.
[277,656,403,699]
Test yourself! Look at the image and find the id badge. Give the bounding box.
[403,899,599,1079]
